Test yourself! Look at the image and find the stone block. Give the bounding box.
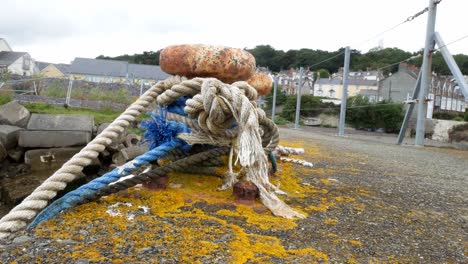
[0,142,6,162]
[18,130,91,148]
[27,114,94,132]
[0,125,23,149]
[24,147,94,171]
[0,101,30,127]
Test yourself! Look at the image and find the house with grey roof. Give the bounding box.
[68,57,170,84]
[314,78,379,101]
[36,61,70,78]
[0,51,36,76]
[379,63,465,113]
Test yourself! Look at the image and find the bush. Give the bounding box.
[433,111,464,121]
[465,110,468,121]
[448,123,468,142]
[346,95,404,133]
[265,88,287,109]
[281,95,335,121]
[453,116,464,122]
[0,91,12,105]
[42,80,67,98]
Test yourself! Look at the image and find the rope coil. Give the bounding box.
[0,75,311,239]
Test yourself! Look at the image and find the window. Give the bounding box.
[329,89,335,97]
[316,89,323,96]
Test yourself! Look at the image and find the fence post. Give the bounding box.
[140,81,144,96]
[338,46,351,136]
[294,67,304,129]
[65,76,73,106]
[271,76,278,121]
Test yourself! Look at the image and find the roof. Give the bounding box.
[69,57,170,80]
[0,51,27,66]
[128,63,171,80]
[36,61,50,71]
[55,63,70,74]
[0,38,13,51]
[314,78,377,86]
[69,58,129,77]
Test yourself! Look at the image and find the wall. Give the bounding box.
[379,71,416,103]
[0,40,12,52]
[7,55,35,76]
[40,65,65,78]
[431,119,466,142]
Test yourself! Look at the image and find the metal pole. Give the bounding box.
[65,76,73,106]
[294,67,304,129]
[415,0,437,146]
[140,81,144,96]
[271,76,278,121]
[396,71,422,145]
[434,32,468,101]
[338,46,351,136]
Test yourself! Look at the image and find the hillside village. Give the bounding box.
[0,38,466,115]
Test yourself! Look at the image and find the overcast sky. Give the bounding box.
[1,0,467,64]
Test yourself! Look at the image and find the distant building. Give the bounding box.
[277,68,314,95]
[0,51,36,76]
[68,57,171,84]
[314,78,379,101]
[36,61,70,78]
[0,38,13,52]
[379,63,465,113]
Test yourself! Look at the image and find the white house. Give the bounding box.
[0,51,36,76]
[0,38,13,52]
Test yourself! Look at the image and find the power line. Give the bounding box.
[266,102,406,113]
[307,51,346,69]
[374,53,422,72]
[434,33,468,51]
[354,6,431,49]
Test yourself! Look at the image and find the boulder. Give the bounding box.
[0,125,23,149]
[26,114,94,131]
[0,101,30,127]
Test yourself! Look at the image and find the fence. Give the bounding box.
[0,75,153,111]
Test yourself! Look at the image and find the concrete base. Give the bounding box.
[18,130,91,148]
[0,142,6,162]
[25,147,83,171]
[0,125,23,149]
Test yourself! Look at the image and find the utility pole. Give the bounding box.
[271,76,278,121]
[65,76,73,106]
[415,0,438,146]
[140,81,144,96]
[294,67,304,129]
[338,46,351,136]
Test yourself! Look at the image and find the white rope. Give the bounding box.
[275,145,305,156]
[0,76,186,239]
[280,157,313,168]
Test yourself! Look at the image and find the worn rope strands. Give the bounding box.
[0,76,186,238]
[1,76,313,238]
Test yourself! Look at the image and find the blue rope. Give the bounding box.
[29,117,190,228]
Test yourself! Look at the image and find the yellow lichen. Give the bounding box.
[324,218,338,225]
[348,240,363,246]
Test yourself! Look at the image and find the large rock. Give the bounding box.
[19,114,94,148]
[24,147,99,171]
[0,141,6,162]
[0,125,23,149]
[0,101,31,127]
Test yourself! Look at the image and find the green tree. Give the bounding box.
[265,88,287,108]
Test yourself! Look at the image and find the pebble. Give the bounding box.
[12,235,31,244]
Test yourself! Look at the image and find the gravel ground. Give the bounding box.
[0,127,467,263]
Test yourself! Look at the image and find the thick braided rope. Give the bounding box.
[279,157,313,168]
[79,147,229,205]
[29,127,187,228]
[183,78,303,219]
[275,145,305,156]
[0,76,185,239]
